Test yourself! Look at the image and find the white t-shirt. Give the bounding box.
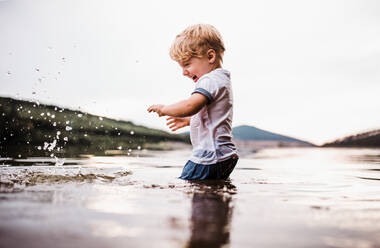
[189,68,237,165]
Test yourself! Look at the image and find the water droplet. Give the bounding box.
[128,148,132,152]
[137,146,141,150]
[51,114,55,118]
[77,114,83,118]
[28,110,31,114]
[99,117,103,121]
[118,132,121,136]
[37,146,42,150]
[47,139,57,151]
[30,116,33,119]
[65,121,70,124]
[65,126,72,131]
[40,113,45,116]
[84,134,88,137]
[18,154,21,158]
[54,107,58,111]
[63,137,68,141]
[47,112,51,116]
[117,146,122,150]
[53,122,56,126]
[130,131,134,135]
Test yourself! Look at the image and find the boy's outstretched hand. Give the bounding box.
[166,116,190,132]
[147,104,165,117]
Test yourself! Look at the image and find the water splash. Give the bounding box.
[54,157,65,166]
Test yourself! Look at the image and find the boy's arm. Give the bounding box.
[148,93,208,117]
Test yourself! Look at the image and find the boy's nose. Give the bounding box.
[182,68,188,76]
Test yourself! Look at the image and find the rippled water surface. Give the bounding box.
[1,148,380,248]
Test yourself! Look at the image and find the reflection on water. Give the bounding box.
[1,148,380,248]
[187,181,235,248]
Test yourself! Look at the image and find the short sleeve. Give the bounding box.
[191,76,219,104]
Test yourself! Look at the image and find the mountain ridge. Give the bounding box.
[232,125,314,146]
[322,129,380,147]
[0,96,189,157]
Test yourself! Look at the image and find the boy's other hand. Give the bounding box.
[166,116,190,132]
[147,104,165,117]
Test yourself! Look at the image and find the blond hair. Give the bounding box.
[169,24,225,65]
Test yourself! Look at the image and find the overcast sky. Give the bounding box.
[1,0,379,145]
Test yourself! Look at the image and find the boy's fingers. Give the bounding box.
[169,126,176,131]
[166,120,175,125]
[166,117,174,120]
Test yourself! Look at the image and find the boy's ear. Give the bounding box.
[207,49,216,63]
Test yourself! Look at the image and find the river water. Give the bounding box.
[1,147,380,248]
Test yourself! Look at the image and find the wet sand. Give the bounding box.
[1,148,380,248]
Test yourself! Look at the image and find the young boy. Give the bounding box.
[148,24,238,180]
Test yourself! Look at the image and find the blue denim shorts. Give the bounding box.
[179,155,239,180]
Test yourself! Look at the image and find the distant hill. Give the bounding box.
[232,125,314,146]
[0,96,189,157]
[322,129,380,147]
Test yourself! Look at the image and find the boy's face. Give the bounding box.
[179,51,218,83]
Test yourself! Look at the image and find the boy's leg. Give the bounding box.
[180,160,211,180]
[218,155,238,180]
[179,160,195,179]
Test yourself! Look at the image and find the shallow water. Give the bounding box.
[1,147,380,248]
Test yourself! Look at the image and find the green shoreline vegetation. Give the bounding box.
[0,96,189,158]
